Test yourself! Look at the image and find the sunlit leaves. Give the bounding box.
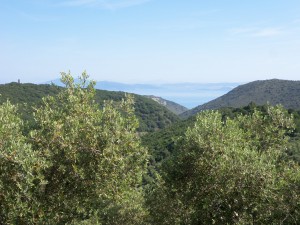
[0,101,46,224]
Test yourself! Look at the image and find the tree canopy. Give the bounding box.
[0,72,148,224]
[147,107,300,224]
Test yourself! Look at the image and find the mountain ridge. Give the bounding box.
[181,79,300,118]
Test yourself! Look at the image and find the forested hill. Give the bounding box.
[0,82,180,132]
[181,79,300,118]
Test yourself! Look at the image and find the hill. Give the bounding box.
[144,95,188,115]
[181,79,300,118]
[0,82,180,132]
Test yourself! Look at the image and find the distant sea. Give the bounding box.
[94,82,241,109]
[46,79,240,109]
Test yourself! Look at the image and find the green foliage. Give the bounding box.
[147,106,300,224]
[0,72,149,224]
[142,116,195,166]
[287,139,300,164]
[143,103,300,170]
[0,101,46,224]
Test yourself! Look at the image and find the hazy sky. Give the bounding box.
[1,0,300,84]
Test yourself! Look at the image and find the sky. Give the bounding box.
[1,0,300,84]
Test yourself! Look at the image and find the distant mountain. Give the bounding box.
[144,95,188,115]
[45,79,240,108]
[0,82,180,132]
[181,79,300,118]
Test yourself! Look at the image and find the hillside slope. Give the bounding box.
[144,95,188,115]
[0,82,180,132]
[181,79,300,118]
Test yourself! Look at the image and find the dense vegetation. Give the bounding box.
[146,107,300,224]
[0,82,179,133]
[143,103,300,168]
[182,79,300,118]
[0,72,299,224]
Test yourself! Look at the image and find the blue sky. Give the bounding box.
[1,0,300,84]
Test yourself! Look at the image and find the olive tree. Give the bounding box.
[0,71,149,224]
[29,72,148,224]
[147,106,300,224]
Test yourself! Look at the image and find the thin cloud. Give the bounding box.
[190,9,221,17]
[252,28,283,37]
[231,27,256,35]
[230,27,284,38]
[58,0,151,10]
[156,21,207,31]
